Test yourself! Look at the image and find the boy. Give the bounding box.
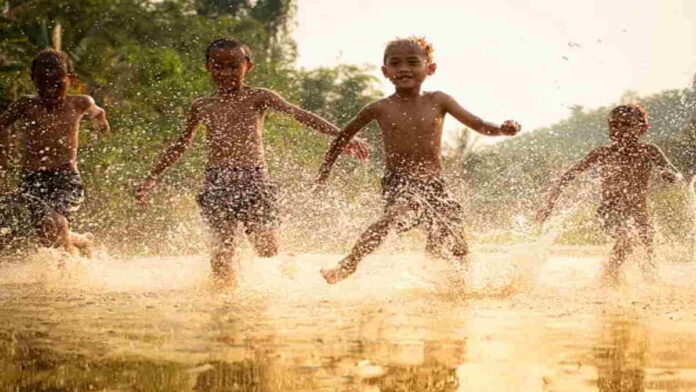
[537,104,682,284]
[316,37,520,284]
[135,37,367,283]
[0,49,109,256]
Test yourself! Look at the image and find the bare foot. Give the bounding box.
[320,264,355,284]
[74,232,94,258]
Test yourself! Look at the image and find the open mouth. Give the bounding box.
[396,76,413,82]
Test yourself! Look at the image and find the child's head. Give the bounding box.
[31,49,75,103]
[382,37,436,90]
[608,104,649,143]
[205,37,253,90]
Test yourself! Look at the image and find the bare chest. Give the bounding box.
[199,100,263,135]
[377,104,444,141]
[22,105,82,139]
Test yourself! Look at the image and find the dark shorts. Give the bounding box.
[0,192,52,253]
[20,170,84,219]
[197,167,279,233]
[597,202,652,239]
[381,173,464,234]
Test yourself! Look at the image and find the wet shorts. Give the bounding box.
[197,167,279,233]
[20,170,84,219]
[381,173,465,234]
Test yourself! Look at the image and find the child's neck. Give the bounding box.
[38,95,66,109]
[393,85,422,99]
[217,84,247,97]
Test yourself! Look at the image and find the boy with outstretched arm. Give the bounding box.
[135,38,367,284]
[316,37,520,284]
[537,104,682,285]
[0,49,109,256]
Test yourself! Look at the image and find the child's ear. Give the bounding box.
[381,65,389,78]
[246,60,254,72]
[67,74,78,84]
[427,63,437,76]
[205,60,212,72]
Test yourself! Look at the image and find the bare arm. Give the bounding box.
[261,88,369,160]
[537,148,604,223]
[0,99,26,187]
[261,89,340,136]
[439,92,520,136]
[136,103,201,202]
[82,96,110,133]
[316,104,377,184]
[648,144,683,183]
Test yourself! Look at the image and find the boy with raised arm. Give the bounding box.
[317,37,520,284]
[135,38,367,284]
[0,49,109,256]
[537,104,682,285]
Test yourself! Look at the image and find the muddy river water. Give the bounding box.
[0,244,695,391]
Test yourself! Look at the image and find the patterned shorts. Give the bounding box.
[197,167,279,233]
[381,173,464,234]
[20,170,84,219]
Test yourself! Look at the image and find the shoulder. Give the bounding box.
[190,95,216,113]
[640,143,666,158]
[68,95,97,112]
[428,90,454,103]
[587,145,611,160]
[7,96,35,112]
[359,99,386,119]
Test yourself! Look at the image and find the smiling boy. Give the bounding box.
[317,37,520,284]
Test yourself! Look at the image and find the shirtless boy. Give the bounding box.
[0,49,109,255]
[537,104,682,284]
[135,38,367,283]
[317,37,520,284]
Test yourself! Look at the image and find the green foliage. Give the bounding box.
[0,0,381,254]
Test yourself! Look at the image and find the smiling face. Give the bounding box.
[382,42,436,90]
[206,46,253,91]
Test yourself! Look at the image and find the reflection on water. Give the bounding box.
[595,312,646,392]
[0,246,695,391]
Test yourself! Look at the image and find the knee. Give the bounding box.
[41,213,68,245]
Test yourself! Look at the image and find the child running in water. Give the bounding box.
[537,104,682,284]
[0,49,109,256]
[317,37,520,284]
[135,38,367,284]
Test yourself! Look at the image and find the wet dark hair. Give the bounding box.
[205,37,252,62]
[30,49,75,78]
[609,104,648,123]
[384,36,434,65]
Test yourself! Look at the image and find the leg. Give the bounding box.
[426,222,469,260]
[321,202,410,284]
[210,222,240,285]
[634,214,657,282]
[39,212,78,256]
[70,231,94,258]
[246,224,279,258]
[602,227,632,286]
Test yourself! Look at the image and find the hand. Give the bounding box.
[134,178,156,210]
[343,137,369,162]
[500,120,521,136]
[535,207,551,225]
[312,175,328,195]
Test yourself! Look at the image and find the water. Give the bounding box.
[0,245,695,391]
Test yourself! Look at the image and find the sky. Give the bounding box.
[294,0,696,133]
